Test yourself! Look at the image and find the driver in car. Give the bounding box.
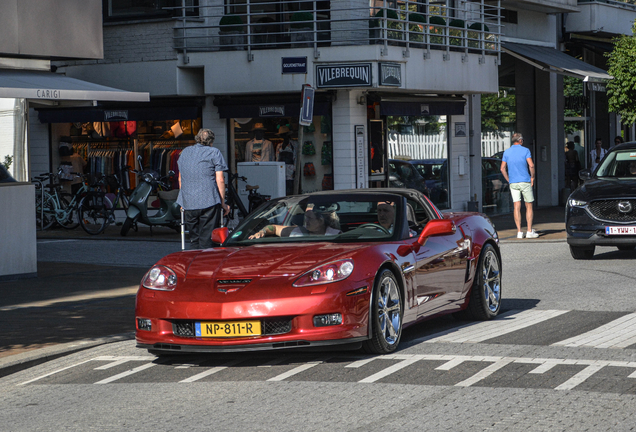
[377,201,417,237]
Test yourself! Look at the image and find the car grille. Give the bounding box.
[172,318,292,337]
[587,199,636,223]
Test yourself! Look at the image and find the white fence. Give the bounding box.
[387,131,511,160]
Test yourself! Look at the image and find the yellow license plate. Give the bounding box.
[195,321,261,337]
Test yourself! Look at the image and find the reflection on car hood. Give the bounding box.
[185,243,368,279]
[575,178,636,200]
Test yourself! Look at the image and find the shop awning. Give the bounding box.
[503,42,611,82]
[0,69,149,102]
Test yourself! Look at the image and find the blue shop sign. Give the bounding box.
[282,57,308,74]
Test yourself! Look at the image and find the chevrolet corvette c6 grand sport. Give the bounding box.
[136,189,502,355]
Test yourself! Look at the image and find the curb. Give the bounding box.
[0,332,135,379]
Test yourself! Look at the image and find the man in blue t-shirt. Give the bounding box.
[500,133,538,239]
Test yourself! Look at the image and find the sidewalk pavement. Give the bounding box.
[0,206,566,377]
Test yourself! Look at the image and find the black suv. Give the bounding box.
[566,142,636,259]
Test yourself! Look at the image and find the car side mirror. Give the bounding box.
[211,227,229,245]
[417,219,456,245]
[579,169,592,181]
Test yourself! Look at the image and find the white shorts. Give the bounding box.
[510,182,534,203]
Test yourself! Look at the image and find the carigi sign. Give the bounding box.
[316,63,372,88]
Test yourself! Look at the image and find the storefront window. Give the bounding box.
[231,115,333,200]
[481,87,515,216]
[386,115,450,209]
[0,98,28,182]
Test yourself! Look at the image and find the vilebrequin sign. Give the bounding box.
[315,63,372,88]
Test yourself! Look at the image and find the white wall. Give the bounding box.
[28,108,50,178]
[0,183,37,279]
[332,89,368,190]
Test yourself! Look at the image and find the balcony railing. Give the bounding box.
[171,0,501,60]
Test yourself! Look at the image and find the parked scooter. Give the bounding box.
[120,156,181,236]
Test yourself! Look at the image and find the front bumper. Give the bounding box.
[135,281,371,351]
[567,205,636,247]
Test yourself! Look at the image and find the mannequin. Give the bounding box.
[245,123,274,162]
[275,125,297,195]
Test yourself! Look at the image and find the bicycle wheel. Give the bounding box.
[79,193,112,235]
[35,192,56,230]
[58,193,80,230]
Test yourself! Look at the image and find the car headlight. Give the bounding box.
[568,199,587,207]
[142,265,177,291]
[293,259,354,287]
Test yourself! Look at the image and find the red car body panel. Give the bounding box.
[135,189,499,353]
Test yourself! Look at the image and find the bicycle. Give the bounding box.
[104,169,131,223]
[33,171,80,230]
[35,171,113,235]
[222,170,270,229]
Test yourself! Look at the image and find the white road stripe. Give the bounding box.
[179,359,243,383]
[94,362,156,384]
[358,356,424,383]
[415,309,569,344]
[18,360,93,386]
[267,358,329,382]
[555,363,606,391]
[455,358,516,387]
[552,313,636,349]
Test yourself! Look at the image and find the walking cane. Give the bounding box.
[180,207,185,251]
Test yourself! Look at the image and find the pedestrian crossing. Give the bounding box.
[15,308,636,394]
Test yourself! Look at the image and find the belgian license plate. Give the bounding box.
[195,321,261,337]
[605,226,636,235]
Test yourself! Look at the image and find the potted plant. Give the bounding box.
[449,19,465,48]
[428,16,445,46]
[290,11,314,47]
[219,14,245,50]
[369,9,402,45]
[467,22,493,50]
[408,13,426,47]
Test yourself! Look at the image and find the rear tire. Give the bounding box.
[363,270,403,354]
[79,194,111,235]
[569,245,595,260]
[464,244,501,320]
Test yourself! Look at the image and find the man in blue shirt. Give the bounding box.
[500,133,538,239]
[177,129,229,249]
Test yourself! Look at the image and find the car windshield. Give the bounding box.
[595,150,636,178]
[225,193,403,245]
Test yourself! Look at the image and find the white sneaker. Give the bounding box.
[517,232,524,239]
[526,230,539,239]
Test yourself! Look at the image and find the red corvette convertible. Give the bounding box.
[136,189,501,355]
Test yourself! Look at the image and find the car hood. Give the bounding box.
[574,178,636,200]
[184,243,369,280]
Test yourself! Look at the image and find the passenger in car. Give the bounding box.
[249,209,341,238]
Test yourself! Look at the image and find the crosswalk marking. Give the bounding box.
[416,309,569,344]
[179,359,243,383]
[17,353,636,392]
[94,363,157,384]
[267,358,329,382]
[552,313,636,349]
[455,358,516,387]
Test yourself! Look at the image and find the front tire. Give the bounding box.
[570,245,595,260]
[363,270,403,354]
[120,217,135,236]
[462,244,502,320]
